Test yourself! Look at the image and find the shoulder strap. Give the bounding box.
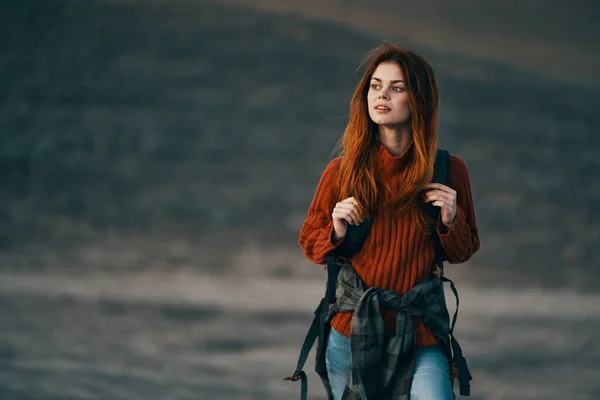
[425,148,450,267]
[426,149,473,396]
[325,211,373,304]
[333,216,373,261]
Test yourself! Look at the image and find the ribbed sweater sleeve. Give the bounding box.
[437,155,480,263]
[298,158,343,264]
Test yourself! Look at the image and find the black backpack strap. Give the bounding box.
[325,216,373,299]
[426,149,473,396]
[442,275,472,396]
[425,148,450,267]
[282,300,323,400]
[333,216,373,261]
[284,218,373,398]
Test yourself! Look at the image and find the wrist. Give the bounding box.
[331,226,344,243]
[443,217,455,231]
[332,231,344,242]
[439,216,454,233]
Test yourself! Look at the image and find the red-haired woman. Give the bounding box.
[299,44,480,400]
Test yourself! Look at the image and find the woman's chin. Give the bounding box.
[371,117,407,127]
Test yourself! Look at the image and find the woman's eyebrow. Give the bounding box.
[371,77,405,84]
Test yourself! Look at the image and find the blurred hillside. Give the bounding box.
[1,0,599,288]
[222,0,600,87]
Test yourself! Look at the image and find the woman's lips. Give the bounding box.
[374,105,391,112]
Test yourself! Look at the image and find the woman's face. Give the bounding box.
[367,61,411,126]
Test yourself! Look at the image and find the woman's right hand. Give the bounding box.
[331,197,363,241]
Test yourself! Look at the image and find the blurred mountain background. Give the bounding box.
[1,1,599,399]
[1,0,599,287]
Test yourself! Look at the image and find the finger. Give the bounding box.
[338,198,361,221]
[341,197,361,208]
[425,191,454,204]
[424,183,456,195]
[336,202,360,212]
[424,183,448,190]
[341,213,357,226]
[432,201,455,215]
[424,189,451,198]
[425,190,453,202]
[424,189,451,196]
[335,203,363,223]
[431,200,450,211]
[426,187,456,197]
[333,208,360,226]
[332,211,353,225]
[424,188,457,201]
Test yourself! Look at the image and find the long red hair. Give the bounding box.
[335,44,440,232]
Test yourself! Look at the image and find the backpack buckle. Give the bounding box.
[451,362,459,379]
[335,256,348,266]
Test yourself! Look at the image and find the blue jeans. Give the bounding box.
[326,327,453,400]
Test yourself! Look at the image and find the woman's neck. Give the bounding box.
[377,124,412,156]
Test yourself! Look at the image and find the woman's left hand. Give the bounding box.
[423,183,457,229]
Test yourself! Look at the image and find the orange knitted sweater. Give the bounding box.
[298,143,480,348]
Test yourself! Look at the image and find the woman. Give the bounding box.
[298,44,480,400]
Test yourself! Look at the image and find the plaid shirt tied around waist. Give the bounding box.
[327,263,453,400]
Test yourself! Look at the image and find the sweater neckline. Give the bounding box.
[377,142,413,176]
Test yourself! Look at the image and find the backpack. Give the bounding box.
[283,149,472,400]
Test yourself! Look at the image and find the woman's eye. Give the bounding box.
[370,84,380,89]
[392,87,404,92]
